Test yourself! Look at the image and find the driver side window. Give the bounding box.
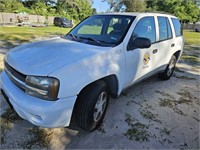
[131,17,156,44]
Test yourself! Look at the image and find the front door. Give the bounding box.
[125,16,159,86]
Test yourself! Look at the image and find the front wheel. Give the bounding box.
[75,80,109,131]
[158,55,177,80]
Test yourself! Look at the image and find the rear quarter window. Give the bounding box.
[171,18,182,37]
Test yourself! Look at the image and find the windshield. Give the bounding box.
[64,15,135,47]
[63,18,70,23]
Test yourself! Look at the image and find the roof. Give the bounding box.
[96,12,177,18]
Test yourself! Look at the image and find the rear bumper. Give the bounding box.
[0,71,77,128]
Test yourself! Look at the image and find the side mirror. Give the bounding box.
[128,37,151,50]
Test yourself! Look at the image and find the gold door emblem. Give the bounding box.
[143,52,150,65]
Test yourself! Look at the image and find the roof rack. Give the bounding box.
[144,11,175,16]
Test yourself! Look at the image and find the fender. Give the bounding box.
[49,45,126,98]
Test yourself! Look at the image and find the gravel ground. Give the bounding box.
[0,43,199,149]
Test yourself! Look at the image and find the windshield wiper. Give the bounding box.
[68,33,77,39]
[79,37,102,45]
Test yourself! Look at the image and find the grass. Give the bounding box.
[78,25,102,34]
[0,26,70,48]
[78,25,113,34]
[0,27,199,47]
[181,55,200,66]
[183,30,200,45]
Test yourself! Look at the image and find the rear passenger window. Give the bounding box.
[166,18,172,38]
[132,16,156,43]
[171,18,182,37]
[158,17,172,41]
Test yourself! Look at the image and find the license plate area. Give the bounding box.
[1,89,13,109]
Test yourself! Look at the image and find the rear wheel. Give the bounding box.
[158,55,177,80]
[75,80,109,131]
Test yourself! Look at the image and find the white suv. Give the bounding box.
[0,13,184,131]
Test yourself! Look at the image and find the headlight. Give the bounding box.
[25,76,59,101]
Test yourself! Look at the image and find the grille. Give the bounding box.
[4,61,27,91]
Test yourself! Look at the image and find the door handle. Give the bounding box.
[171,43,175,47]
[152,49,158,54]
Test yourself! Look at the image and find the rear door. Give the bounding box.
[171,18,184,60]
[155,16,175,68]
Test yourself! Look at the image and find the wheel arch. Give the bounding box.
[173,50,181,61]
[77,74,119,99]
[70,75,119,126]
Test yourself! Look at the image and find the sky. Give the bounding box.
[92,0,110,13]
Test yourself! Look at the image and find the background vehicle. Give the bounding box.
[194,21,200,32]
[54,17,73,28]
[0,13,184,131]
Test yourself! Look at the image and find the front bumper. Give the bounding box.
[0,71,77,128]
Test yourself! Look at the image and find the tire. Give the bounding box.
[158,55,177,80]
[62,24,66,28]
[75,80,109,131]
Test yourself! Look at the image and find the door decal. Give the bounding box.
[143,52,150,65]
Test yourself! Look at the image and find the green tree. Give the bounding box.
[123,0,146,12]
[0,0,25,13]
[147,0,200,23]
[183,0,200,22]
[92,8,97,14]
[57,0,92,20]
[104,0,124,12]
[31,1,49,15]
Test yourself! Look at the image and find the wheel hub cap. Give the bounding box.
[167,59,175,76]
[93,92,107,122]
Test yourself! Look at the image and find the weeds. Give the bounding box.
[0,118,11,144]
[124,122,150,142]
[158,138,173,144]
[192,116,199,122]
[177,88,197,105]
[156,91,186,116]
[22,127,52,149]
[174,68,185,73]
[140,110,161,123]
[125,113,136,126]
[97,123,106,134]
[174,74,195,80]
[1,108,21,122]
[124,113,150,142]
[0,108,21,144]
[155,91,176,100]
[160,127,171,135]
[158,88,198,115]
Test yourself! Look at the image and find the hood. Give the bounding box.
[5,37,107,76]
